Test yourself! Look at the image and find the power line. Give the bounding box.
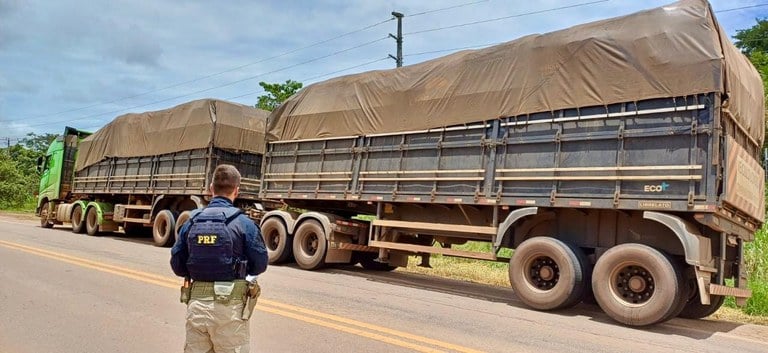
[408,0,489,17]
[22,37,389,128]
[76,56,392,131]
[226,57,390,100]
[405,0,610,35]
[13,18,395,122]
[716,3,768,13]
[21,2,493,123]
[404,42,502,57]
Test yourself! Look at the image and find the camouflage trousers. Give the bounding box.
[185,299,250,353]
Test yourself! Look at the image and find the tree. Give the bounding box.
[0,149,33,209]
[255,80,303,111]
[21,132,57,155]
[734,19,768,95]
[0,132,56,210]
[734,19,768,56]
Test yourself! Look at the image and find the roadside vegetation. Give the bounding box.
[0,133,55,211]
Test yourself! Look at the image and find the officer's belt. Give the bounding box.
[190,280,248,301]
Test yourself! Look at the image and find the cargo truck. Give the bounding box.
[259,0,766,326]
[36,99,269,247]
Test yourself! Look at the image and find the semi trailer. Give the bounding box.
[258,0,765,326]
[36,99,269,247]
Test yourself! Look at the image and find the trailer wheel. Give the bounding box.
[678,291,725,319]
[292,220,327,270]
[174,211,192,240]
[355,252,396,271]
[85,207,100,236]
[40,201,54,228]
[262,217,293,264]
[71,205,85,233]
[592,244,682,326]
[153,210,176,247]
[509,237,588,310]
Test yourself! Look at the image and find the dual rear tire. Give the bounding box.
[71,205,85,233]
[509,237,589,311]
[510,239,720,326]
[292,220,327,270]
[591,244,684,326]
[262,217,294,264]
[153,210,176,247]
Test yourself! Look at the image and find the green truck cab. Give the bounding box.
[36,127,91,227]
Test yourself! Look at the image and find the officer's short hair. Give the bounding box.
[212,164,241,196]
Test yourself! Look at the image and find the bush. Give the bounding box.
[0,149,37,210]
[736,226,768,316]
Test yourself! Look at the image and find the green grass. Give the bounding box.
[724,225,768,317]
[402,241,512,286]
[0,198,37,212]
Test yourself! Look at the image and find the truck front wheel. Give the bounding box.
[40,201,54,228]
[592,243,683,326]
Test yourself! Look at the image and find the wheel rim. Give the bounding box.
[265,228,280,251]
[610,263,655,305]
[300,232,318,257]
[524,255,560,291]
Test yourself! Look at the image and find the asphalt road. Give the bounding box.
[1,215,767,353]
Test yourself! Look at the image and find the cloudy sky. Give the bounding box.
[0,0,765,140]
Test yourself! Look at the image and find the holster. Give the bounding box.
[180,278,191,304]
[241,281,261,320]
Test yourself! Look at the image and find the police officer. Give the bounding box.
[171,164,268,353]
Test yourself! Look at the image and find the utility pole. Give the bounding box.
[388,11,404,67]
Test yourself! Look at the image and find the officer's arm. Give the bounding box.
[242,218,268,276]
[170,222,191,277]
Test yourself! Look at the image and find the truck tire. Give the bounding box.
[153,210,176,247]
[71,205,85,233]
[261,217,293,264]
[678,291,725,319]
[85,207,100,236]
[174,211,192,240]
[509,237,588,310]
[292,220,327,270]
[355,252,396,271]
[40,201,54,228]
[592,244,682,326]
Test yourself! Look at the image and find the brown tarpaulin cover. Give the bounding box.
[75,99,269,171]
[267,0,765,145]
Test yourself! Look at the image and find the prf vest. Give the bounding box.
[185,207,245,281]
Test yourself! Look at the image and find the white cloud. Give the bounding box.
[0,0,764,137]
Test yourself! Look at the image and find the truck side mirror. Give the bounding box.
[36,156,44,174]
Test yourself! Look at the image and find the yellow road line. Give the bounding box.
[0,240,178,289]
[261,299,486,353]
[0,240,485,353]
[258,305,445,353]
